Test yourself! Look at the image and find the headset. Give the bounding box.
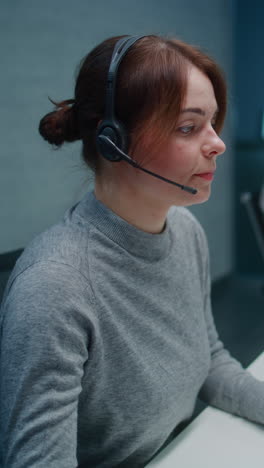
[95,35,197,195]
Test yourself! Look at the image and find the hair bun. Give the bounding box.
[39,99,80,146]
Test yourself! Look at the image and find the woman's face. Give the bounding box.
[132,65,226,207]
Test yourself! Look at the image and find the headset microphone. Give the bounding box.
[96,35,198,196]
[98,135,197,194]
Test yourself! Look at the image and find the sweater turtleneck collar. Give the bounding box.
[76,191,172,261]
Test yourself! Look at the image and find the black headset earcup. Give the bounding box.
[96,119,129,162]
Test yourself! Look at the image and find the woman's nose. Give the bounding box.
[201,132,226,158]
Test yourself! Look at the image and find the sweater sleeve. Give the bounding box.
[198,234,264,425]
[0,261,91,468]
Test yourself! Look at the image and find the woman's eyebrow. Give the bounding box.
[180,107,219,116]
[180,107,206,116]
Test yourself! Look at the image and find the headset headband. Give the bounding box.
[104,35,146,121]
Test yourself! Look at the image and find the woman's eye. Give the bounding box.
[178,125,195,135]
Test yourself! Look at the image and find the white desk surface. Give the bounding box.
[147,352,264,467]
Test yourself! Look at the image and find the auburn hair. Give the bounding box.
[39,34,227,171]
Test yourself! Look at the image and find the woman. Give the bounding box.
[0,34,263,468]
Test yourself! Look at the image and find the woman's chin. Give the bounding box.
[182,186,211,206]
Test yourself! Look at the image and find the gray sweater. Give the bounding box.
[0,191,264,468]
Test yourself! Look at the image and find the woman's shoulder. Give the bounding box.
[13,191,102,275]
[0,228,95,329]
[3,200,95,301]
[16,220,86,273]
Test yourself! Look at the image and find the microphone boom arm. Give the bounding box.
[98,135,197,195]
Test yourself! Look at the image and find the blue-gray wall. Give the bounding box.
[235,0,264,141]
[234,0,264,274]
[0,0,235,280]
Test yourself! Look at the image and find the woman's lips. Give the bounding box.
[194,172,215,181]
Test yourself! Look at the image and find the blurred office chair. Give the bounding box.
[240,191,264,264]
[0,248,23,304]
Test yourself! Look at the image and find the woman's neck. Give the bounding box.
[94,178,168,234]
